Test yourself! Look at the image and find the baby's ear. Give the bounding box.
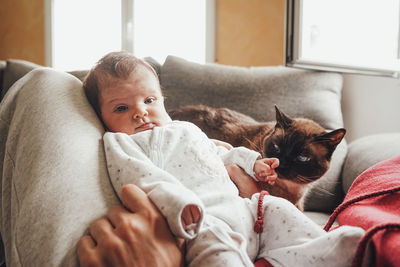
[315,128,346,148]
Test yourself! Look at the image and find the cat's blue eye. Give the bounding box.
[115,105,128,112]
[297,155,311,162]
[273,144,280,153]
[144,97,155,104]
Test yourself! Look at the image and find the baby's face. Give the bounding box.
[99,64,172,134]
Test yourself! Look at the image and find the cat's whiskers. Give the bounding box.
[244,137,262,153]
[294,174,321,184]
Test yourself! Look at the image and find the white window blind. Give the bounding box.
[286,0,400,77]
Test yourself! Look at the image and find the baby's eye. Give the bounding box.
[144,97,155,104]
[115,105,128,112]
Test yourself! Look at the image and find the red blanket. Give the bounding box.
[325,155,400,267]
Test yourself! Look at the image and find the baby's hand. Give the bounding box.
[253,158,279,185]
[181,204,202,235]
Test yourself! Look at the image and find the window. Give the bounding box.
[48,0,122,71]
[46,0,215,71]
[286,0,400,77]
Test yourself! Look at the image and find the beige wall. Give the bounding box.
[0,1,286,67]
[217,0,286,66]
[0,0,45,65]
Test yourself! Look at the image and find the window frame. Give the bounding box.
[45,0,216,68]
[286,0,400,78]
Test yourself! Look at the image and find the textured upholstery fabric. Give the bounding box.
[0,61,6,99]
[144,56,162,77]
[0,68,119,266]
[161,56,344,130]
[1,60,91,102]
[160,56,346,212]
[342,133,400,193]
[1,60,41,101]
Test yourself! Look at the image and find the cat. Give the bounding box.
[169,105,346,211]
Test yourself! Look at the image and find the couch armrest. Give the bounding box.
[342,133,400,193]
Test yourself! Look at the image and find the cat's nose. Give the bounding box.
[278,158,288,168]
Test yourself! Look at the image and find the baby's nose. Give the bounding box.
[133,105,148,119]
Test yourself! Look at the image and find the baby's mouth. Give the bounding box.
[136,122,154,131]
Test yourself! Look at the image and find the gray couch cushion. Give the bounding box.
[144,57,162,77]
[0,68,119,266]
[160,55,346,212]
[1,59,41,101]
[342,133,400,193]
[1,60,91,101]
[161,56,344,130]
[68,70,89,82]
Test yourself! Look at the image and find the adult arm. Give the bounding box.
[77,184,185,267]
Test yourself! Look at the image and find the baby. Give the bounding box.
[83,51,365,267]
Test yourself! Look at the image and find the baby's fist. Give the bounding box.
[254,158,279,184]
[181,204,202,235]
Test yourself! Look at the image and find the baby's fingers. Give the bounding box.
[259,164,272,174]
[267,173,278,185]
[255,172,268,182]
[190,205,202,223]
[181,205,202,229]
[271,159,279,168]
[263,158,280,169]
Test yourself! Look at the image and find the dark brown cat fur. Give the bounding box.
[169,105,346,211]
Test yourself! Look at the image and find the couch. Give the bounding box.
[0,56,399,266]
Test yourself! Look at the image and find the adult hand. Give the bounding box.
[77,184,185,267]
[226,164,262,199]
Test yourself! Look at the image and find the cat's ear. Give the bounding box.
[314,128,346,148]
[275,105,293,129]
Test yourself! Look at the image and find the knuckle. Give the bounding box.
[88,221,100,233]
[76,236,90,253]
[119,216,135,230]
[146,208,163,221]
[85,255,101,267]
[118,216,146,236]
[77,248,101,267]
[89,221,105,234]
[103,237,122,252]
[118,224,136,239]
[108,205,124,219]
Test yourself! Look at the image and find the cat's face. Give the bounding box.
[262,106,345,184]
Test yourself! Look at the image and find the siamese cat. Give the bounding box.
[170,105,345,210]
